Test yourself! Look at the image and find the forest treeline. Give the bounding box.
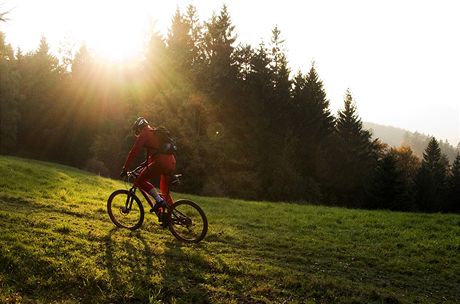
[364,122,459,162]
[0,6,459,212]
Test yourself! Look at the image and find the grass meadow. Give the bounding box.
[0,156,459,303]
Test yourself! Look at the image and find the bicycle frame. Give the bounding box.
[127,184,174,211]
[124,165,176,213]
[124,186,149,211]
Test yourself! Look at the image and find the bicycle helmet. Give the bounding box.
[132,117,149,135]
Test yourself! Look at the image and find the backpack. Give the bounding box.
[153,126,177,154]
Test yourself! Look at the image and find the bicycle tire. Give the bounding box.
[167,199,208,243]
[107,190,144,230]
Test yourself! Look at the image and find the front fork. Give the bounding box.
[125,187,137,210]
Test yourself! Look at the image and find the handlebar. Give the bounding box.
[127,165,145,179]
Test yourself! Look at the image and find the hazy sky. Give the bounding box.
[2,0,459,146]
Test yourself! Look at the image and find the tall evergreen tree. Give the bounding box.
[260,28,298,200]
[199,6,247,198]
[167,8,194,74]
[269,26,291,101]
[332,90,380,206]
[240,43,275,199]
[414,137,449,212]
[16,36,62,158]
[202,5,237,96]
[63,44,98,166]
[0,32,20,153]
[370,152,407,210]
[291,65,334,181]
[144,30,168,90]
[267,27,291,128]
[71,44,92,76]
[447,153,460,212]
[388,146,421,210]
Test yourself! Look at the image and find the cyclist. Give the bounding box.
[120,117,176,221]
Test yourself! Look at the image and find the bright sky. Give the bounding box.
[2,0,459,146]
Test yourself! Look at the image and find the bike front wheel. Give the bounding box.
[107,190,144,230]
[167,199,208,243]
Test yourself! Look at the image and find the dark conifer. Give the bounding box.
[202,5,237,96]
[370,152,407,210]
[291,65,335,191]
[414,138,449,212]
[0,32,20,153]
[333,90,380,207]
[447,153,460,212]
[167,8,194,73]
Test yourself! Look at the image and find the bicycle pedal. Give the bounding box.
[160,219,169,228]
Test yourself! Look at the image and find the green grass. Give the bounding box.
[0,155,459,303]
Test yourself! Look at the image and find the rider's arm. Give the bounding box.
[123,133,146,171]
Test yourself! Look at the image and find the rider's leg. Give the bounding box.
[134,163,163,203]
[135,155,176,205]
[160,175,173,205]
[159,155,176,205]
[135,166,166,219]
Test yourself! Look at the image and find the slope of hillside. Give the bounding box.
[364,122,459,162]
[0,156,459,303]
[364,122,408,147]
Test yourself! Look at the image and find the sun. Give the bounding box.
[90,27,141,63]
[76,1,154,63]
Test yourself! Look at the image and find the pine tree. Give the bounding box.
[0,32,20,153]
[269,26,291,98]
[16,36,62,156]
[179,4,205,82]
[142,30,170,100]
[388,146,421,210]
[203,5,236,59]
[333,89,380,207]
[202,5,237,96]
[203,13,237,132]
[370,152,407,210]
[447,153,460,212]
[71,44,92,76]
[258,27,299,200]
[414,137,449,212]
[292,65,335,176]
[167,8,194,73]
[239,43,275,199]
[305,66,334,138]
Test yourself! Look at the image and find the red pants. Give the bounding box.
[135,154,176,204]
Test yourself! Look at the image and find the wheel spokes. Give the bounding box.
[110,193,141,227]
[169,203,205,241]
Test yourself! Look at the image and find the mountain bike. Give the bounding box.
[107,165,208,243]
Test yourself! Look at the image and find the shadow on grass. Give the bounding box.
[161,240,211,303]
[103,227,156,302]
[103,227,210,303]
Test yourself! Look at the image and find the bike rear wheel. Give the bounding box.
[107,190,144,230]
[167,199,208,243]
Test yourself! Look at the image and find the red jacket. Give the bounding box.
[123,126,160,170]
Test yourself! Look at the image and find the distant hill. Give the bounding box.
[364,122,459,163]
[364,122,407,147]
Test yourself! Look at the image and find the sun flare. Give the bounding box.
[75,1,156,63]
[90,28,141,63]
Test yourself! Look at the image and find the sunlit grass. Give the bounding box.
[0,156,459,303]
